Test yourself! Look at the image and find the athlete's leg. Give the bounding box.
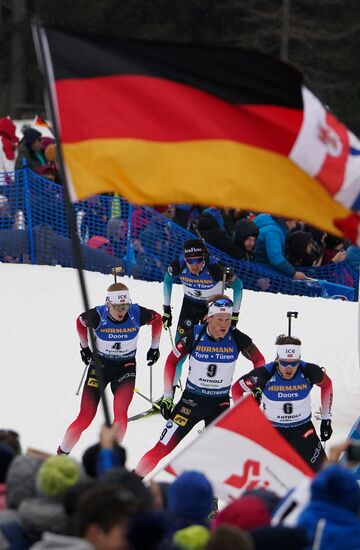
[173,302,205,387]
[278,422,327,472]
[59,366,102,453]
[111,368,136,444]
[204,399,230,427]
[135,394,199,478]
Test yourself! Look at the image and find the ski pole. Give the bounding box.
[168,326,177,353]
[133,387,161,409]
[150,364,153,403]
[75,364,88,396]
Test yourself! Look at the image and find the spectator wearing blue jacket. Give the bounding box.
[253,214,309,280]
[297,464,360,549]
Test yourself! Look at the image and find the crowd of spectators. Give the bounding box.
[0,426,358,549]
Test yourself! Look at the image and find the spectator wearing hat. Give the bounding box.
[192,207,246,259]
[15,128,46,173]
[286,231,322,267]
[166,471,214,534]
[297,464,360,549]
[212,495,271,532]
[0,455,82,547]
[234,219,259,261]
[321,234,347,265]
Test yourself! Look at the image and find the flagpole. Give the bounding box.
[31,19,111,426]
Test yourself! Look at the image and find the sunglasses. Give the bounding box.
[209,297,234,308]
[278,359,300,368]
[109,303,130,312]
[186,257,205,265]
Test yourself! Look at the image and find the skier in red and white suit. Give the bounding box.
[57,282,162,455]
[135,294,264,477]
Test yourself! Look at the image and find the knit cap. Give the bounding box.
[173,525,210,550]
[167,471,214,523]
[37,455,81,498]
[212,495,271,531]
[310,464,360,514]
[23,128,42,146]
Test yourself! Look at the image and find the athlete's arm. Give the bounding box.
[139,307,162,349]
[305,363,333,420]
[163,330,194,397]
[163,259,181,307]
[232,365,271,402]
[76,308,101,347]
[234,330,265,368]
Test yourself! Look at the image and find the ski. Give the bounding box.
[128,408,161,422]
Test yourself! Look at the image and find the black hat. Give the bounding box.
[184,238,206,258]
[23,128,42,146]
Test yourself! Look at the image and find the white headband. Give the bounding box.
[208,303,233,317]
[277,344,301,360]
[106,289,130,305]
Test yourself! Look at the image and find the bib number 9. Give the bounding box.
[207,364,217,378]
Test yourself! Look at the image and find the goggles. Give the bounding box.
[109,302,130,312]
[208,297,233,317]
[278,359,300,368]
[185,256,205,265]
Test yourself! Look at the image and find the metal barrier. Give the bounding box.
[0,165,357,300]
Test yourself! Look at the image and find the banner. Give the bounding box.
[165,395,314,502]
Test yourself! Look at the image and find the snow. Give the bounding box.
[1,263,359,478]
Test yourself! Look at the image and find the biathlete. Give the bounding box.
[135,294,265,477]
[57,282,162,455]
[233,334,333,472]
[161,238,243,395]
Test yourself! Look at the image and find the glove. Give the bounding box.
[80,346,92,365]
[162,305,172,329]
[160,397,174,420]
[147,347,160,366]
[231,313,239,327]
[320,419,333,441]
[252,387,262,404]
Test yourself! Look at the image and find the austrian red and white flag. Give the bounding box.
[164,395,314,502]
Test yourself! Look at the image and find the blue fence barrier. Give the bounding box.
[0,166,358,301]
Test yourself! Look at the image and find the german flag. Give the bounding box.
[36,26,360,239]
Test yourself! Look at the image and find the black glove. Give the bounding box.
[231,313,239,327]
[80,346,92,365]
[252,387,262,404]
[320,419,333,441]
[160,397,174,420]
[162,305,172,329]
[147,347,160,366]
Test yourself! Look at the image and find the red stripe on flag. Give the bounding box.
[215,395,314,476]
[56,75,302,155]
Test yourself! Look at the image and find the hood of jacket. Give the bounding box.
[298,500,360,549]
[254,213,288,234]
[31,531,94,549]
[5,455,44,509]
[19,496,69,535]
